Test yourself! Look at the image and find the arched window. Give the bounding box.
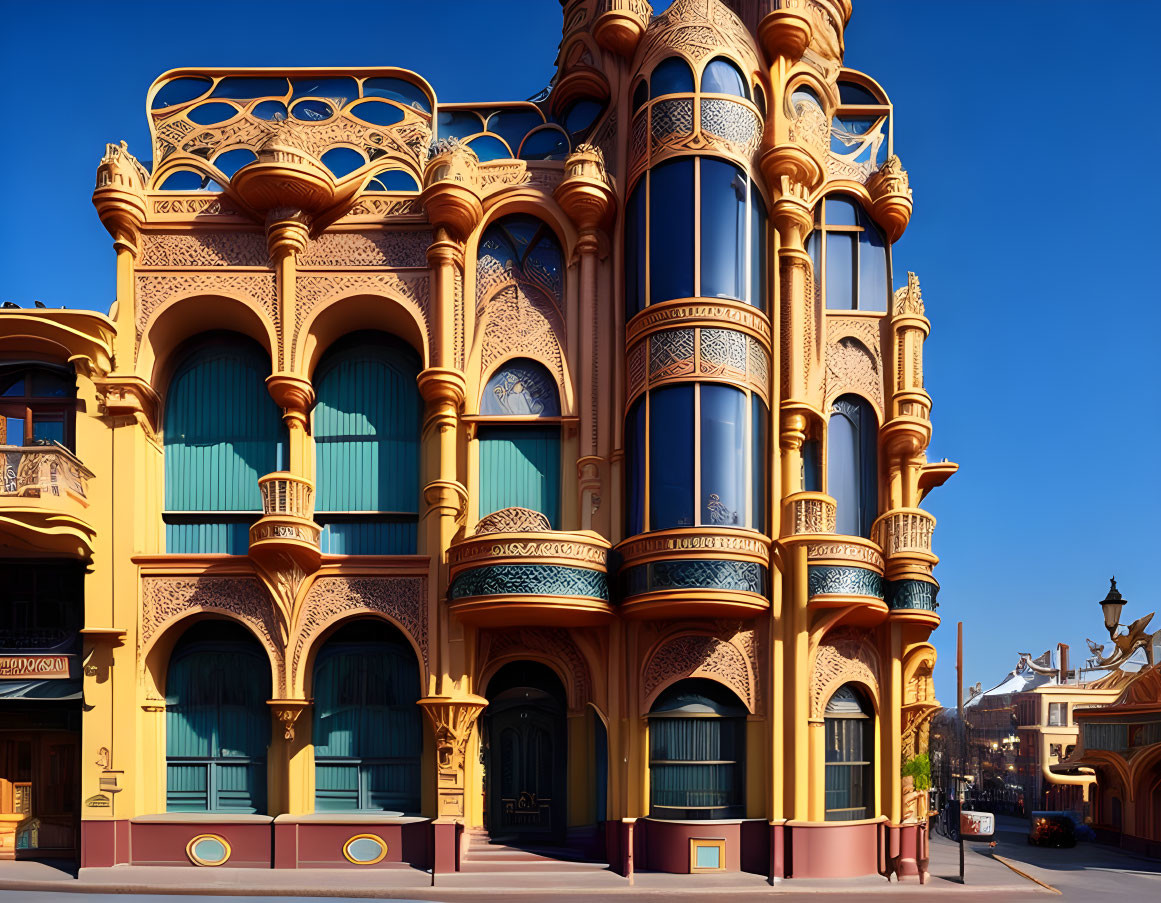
[827,395,878,538]
[648,678,746,820]
[650,57,694,98]
[824,684,873,821]
[625,382,767,535]
[625,157,766,317]
[832,79,890,170]
[478,359,561,528]
[0,364,76,451]
[166,621,269,813]
[164,336,285,554]
[313,620,421,812]
[807,196,889,312]
[313,333,422,554]
[701,57,748,99]
[477,215,563,308]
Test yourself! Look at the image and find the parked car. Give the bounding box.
[1028,811,1076,847]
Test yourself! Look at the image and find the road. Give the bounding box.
[960,814,1161,900]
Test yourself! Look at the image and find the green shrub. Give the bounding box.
[901,753,931,791]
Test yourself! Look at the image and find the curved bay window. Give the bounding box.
[649,678,746,820]
[0,364,76,451]
[164,336,286,554]
[807,196,889,312]
[626,382,767,535]
[313,620,422,813]
[625,156,766,317]
[477,359,562,528]
[313,333,422,554]
[166,621,269,813]
[824,684,874,821]
[827,394,878,538]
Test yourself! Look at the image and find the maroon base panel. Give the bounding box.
[82,817,433,870]
[603,818,930,880]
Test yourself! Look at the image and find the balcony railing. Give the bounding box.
[259,472,314,519]
[785,491,837,537]
[249,473,320,569]
[1,445,92,503]
[874,508,935,557]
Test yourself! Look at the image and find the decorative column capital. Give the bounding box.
[422,140,483,241]
[268,699,312,741]
[266,372,315,422]
[417,367,466,409]
[555,145,616,235]
[770,176,815,245]
[93,141,148,252]
[265,209,312,260]
[758,8,813,61]
[418,695,488,820]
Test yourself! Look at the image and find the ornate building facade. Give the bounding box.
[0,0,955,880]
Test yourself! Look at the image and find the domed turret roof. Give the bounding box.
[633,0,761,79]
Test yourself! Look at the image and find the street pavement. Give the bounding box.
[0,816,1158,901]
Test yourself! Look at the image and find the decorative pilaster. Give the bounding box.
[417,695,488,820]
[556,145,615,531]
[883,272,932,505]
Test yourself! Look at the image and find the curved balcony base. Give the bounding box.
[620,589,770,621]
[448,595,613,628]
[808,594,889,628]
[0,508,95,559]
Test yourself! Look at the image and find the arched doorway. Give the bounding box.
[483,661,567,842]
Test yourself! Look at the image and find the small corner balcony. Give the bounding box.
[248,473,320,572]
[874,507,940,626]
[447,507,612,627]
[0,444,96,558]
[615,528,772,621]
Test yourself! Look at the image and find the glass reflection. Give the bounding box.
[649,158,695,306]
[649,385,694,530]
[700,158,747,303]
[700,385,745,527]
[651,58,695,98]
[701,58,748,99]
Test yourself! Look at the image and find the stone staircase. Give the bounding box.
[458,828,608,874]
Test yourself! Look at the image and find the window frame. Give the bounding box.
[808,195,891,312]
[824,685,874,822]
[0,364,77,452]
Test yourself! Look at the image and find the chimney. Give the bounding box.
[1058,643,1069,684]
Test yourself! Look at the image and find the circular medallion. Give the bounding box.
[342,833,387,865]
[186,833,231,867]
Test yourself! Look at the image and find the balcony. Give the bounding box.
[248,473,320,572]
[447,508,611,627]
[875,508,936,560]
[616,528,771,620]
[0,445,96,558]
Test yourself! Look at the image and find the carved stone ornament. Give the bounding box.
[135,273,278,350]
[643,630,757,713]
[891,271,925,318]
[140,576,285,692]
[268,699,311,741]
[95,141,149,192]
[810,626,880,719]
[418,695,488,819]
[289,575,428,695]
[480,627,593,711]
[473,507,553,536]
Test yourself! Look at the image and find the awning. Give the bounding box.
[0,678,82,700]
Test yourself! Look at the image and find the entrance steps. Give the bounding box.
[459,827,608,873]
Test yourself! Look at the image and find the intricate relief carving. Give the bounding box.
[298,230,432,268]
[643,631,756,713]
[139,232,269,268]
[151,196,242,217]
[293,272,431,366]
[649,328,696,379]
[627,341,647,399]
[140,576,284,691]
[791,495,837,535]
[811,626,881,719]
[476,284,566,395]
[480,627,593,710]
[343,196,425,219]
[891,271,925,317]
[290,575,428,691]
[700,99,762,158]
[473,507,552,535]
[806,541,884,570]
[135,273,277,346]
[825,335,883,414]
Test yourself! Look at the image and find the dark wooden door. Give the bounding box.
[486,692,565,841]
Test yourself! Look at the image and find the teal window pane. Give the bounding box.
[695,845,722,869]
[478,426,561,528]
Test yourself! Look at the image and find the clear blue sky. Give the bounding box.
[2,1,1158,704]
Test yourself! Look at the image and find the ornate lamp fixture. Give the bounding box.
[1085,578,1159,671]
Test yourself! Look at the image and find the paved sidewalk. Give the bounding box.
[0,833,1045,898]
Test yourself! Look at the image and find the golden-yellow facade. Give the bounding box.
[0,0,957,879]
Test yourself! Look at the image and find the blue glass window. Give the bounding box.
[649,158,695,306]
[362,77,431,113]
[750,181,767,311]
[314,620,421,813]
[751,395,768,534]
[700,158,748,302]
[212,148,257,179]
[632,80,649,113]
[827,395,878,538]
[164,337,285,554]
[824,685,873,821]
[701,58,748,99]
[700,384,746,527]
[487,109,544,151]
[438,110,486,140]
[349,101,405,127]
[519,126,570,160]
[0,364,76,452]
[649,384,695,530]
[625,397,646,537]
[166,622,269,813]
[477,216,563,309]
[152,76,212,110]
[562,99,603,137]
[650,57,695,98]
[320,147,366,178]
[187,102,238,126]
[814,196,890,312]
[367,169,419,191]
[649,679,746,820]
[211,76,291,101]
[466,135,512,161]
[838,81,881,106]
[314,334,422,555]
[479,359,561,528]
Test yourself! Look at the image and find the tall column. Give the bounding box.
[555,145,615,533]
